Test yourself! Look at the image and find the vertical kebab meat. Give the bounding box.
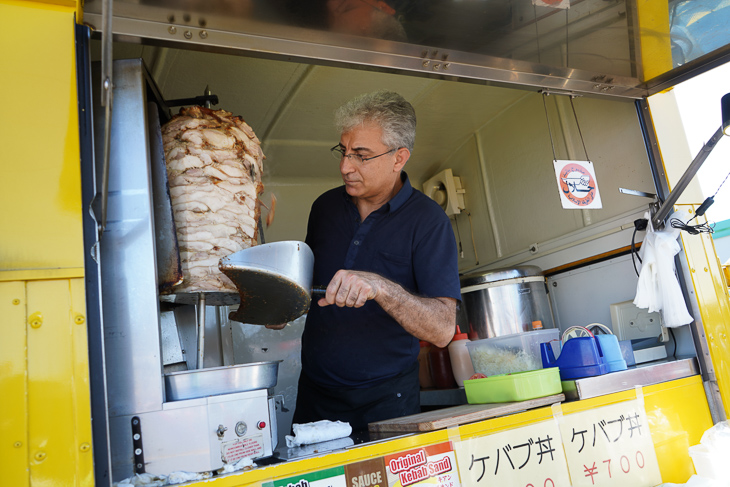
[161,106,264,294]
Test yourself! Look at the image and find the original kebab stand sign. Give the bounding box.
[263,443,460,487]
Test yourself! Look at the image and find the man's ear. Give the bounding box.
[393,147,410,172]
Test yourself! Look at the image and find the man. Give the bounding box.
[282,91,461,430]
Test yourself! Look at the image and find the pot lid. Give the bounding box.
[459,265,545,288]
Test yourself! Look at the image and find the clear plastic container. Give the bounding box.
[448,333,475,387]
[466,329,560,377]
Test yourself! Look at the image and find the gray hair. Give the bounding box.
[334,91,416,151]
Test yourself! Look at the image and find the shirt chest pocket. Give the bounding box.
[370,250,413,284]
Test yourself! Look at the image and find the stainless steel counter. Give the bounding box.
[561,357,699,400]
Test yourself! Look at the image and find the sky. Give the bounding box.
[672,62,730,224]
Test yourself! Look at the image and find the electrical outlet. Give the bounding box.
[610,300,663,341]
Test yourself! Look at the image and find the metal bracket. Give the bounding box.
[131,416,145,474]
[166,86,219,108]
[273,394,289,413]
[538,88,583,98]
[619,187,656,199]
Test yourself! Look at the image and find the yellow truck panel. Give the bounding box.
[0,0,84,282]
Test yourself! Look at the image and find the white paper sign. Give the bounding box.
[553,160,602,209]
[455,420,571,487]
[556,399,661,486]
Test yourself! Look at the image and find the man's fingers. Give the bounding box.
[354,292,369,308]
[319,270,379,308]
[345,289,359,307]
[325,272,344,305]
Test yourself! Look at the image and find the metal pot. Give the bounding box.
[460,266,555,339]
[219,241,325,325]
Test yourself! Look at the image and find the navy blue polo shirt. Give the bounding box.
[301,172,462,388]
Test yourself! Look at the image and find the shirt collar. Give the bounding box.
[387,171,412,213]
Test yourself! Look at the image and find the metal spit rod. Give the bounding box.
[197,293,206,369]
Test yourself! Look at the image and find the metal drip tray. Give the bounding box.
[164,361,281,401]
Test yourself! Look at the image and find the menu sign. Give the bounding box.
[345,458,388,487]
[556,399,661,486]
[385,442,460,487]
[454,420,571,487]
[264,466,347,487]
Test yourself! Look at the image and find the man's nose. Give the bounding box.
[340,155,356,174]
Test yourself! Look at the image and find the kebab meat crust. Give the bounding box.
[161,106,264,294]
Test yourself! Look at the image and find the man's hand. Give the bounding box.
[318,270,382,308]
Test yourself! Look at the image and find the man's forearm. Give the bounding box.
[320,269,457,347]
[374,279,456,347]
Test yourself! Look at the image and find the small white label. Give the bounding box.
[221,436,264,464]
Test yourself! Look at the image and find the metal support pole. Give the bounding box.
[651,126,725,229]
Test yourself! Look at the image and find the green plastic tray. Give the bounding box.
[464,368,562,404]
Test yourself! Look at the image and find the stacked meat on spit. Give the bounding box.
[161,106,264,294]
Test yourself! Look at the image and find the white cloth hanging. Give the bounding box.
[634,211,693,327]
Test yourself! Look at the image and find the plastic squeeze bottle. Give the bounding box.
[418,341,434,389]
[429,345,457,389]
[448,333,475,387]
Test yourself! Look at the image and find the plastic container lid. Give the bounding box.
[452,333,468,341]
[459,265,545,288]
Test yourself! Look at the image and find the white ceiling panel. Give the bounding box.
[103,42,541,182]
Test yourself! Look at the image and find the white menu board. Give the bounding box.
[455,420,571,487]
[556,399,661,486]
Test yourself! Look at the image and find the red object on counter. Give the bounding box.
[418,341,435,389]
[429,344,457,389]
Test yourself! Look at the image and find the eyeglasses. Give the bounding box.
[330,144,397,164]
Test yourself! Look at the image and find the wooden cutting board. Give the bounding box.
[368,394,564,433]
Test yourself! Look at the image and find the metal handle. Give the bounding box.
[312,285,327,298]
[94,0,114,240]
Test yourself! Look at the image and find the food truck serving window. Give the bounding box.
[84,0,730,98]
